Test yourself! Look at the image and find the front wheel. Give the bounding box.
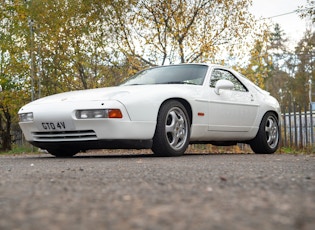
[152,100,191,156]
[250,112,280,154]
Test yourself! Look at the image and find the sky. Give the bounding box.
[250,0,313,49]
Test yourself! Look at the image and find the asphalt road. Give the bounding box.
[0,152,314,230]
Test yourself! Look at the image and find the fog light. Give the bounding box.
[19,112,34,122]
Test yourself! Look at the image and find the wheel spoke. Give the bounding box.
[170,135,180,147]
[265,117,278,148]
[165,111,177,133]
[265,119,273,132]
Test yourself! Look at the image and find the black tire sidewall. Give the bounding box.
[250,112,280,154]
[152,100,191,156]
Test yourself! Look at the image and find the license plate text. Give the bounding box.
[42,122,66,130]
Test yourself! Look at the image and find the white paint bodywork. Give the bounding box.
[18,64,281,150]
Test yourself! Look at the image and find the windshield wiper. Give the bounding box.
[160,81,197,85]
[163,81,183,84]
[123,83,143,86]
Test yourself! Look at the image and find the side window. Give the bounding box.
[210,69,247,92]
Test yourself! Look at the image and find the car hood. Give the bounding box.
[29,86,131,105]
[21,85,201,107]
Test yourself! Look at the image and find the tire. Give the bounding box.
[250,112,280,154]
[152,100,190,156]
[46,148,78,158]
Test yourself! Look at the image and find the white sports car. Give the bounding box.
[18,64,281,157]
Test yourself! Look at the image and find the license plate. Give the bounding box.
[41,121,68,131]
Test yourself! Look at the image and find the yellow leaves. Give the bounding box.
[238,35,272,89]
[2,0,258,94]
[0,86,27,123]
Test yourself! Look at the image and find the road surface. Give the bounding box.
[0,152,314,230]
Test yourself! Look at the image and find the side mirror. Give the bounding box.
[214,79,234,95]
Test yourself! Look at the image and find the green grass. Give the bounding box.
[279,145,315,154]
[0,145,38,155]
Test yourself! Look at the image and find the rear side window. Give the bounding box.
[210,69,247,92]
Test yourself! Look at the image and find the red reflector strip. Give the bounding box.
[198,112,205,116]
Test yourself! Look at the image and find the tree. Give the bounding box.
[268,23,288,68]
[0,1,29,150]
[110,0,255,69]
[287,30,315,107]
[26,0,119,95]
[265,24,291,104]
[237,30,272,89]
[298,0,315,23]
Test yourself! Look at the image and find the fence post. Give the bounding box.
[298,106,303,148]
[304,104,308,145]
[282,106,287,147]
[288,104,292,147]
[293,103,298,148]
[310,103,314,145]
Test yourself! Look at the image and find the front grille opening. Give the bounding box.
[32,130,97,141]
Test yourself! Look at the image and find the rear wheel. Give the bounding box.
[250,112,280,154]
[152,100,190,156]
[46,148,78,158]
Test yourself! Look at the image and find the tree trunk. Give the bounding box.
[0,107,12,151]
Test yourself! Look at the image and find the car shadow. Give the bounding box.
[25,151,252,160]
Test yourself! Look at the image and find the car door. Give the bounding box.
[208,68,259,134]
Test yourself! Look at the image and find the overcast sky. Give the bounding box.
[250,0,313,48]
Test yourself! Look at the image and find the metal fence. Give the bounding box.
[281,103,314,149]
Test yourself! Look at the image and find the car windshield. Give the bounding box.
[121,64,208,86]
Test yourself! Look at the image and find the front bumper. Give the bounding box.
[18,100,156,147]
